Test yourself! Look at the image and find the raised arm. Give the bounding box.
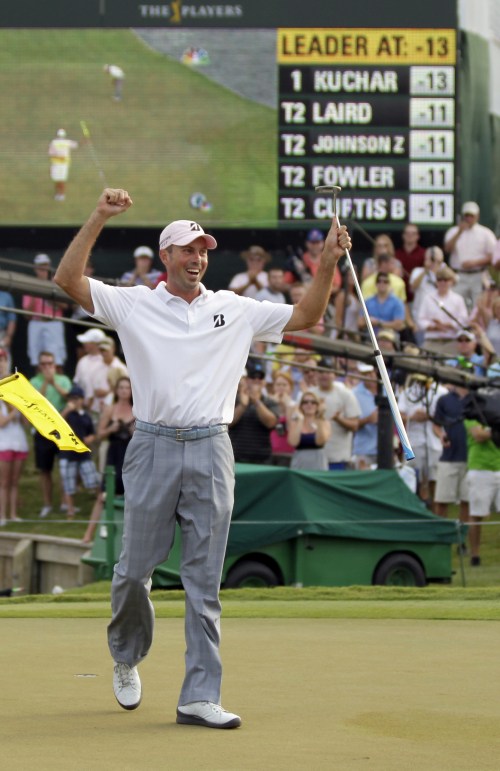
[54,188,133,313]
[284,221,351,332]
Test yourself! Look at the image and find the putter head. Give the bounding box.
[315,185,342,194]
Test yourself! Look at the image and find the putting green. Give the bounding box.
[1,598,499,620]
[2,617,499,770]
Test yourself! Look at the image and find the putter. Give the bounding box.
[315,185,415,460]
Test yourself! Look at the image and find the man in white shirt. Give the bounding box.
[54,188,351,729]
[311,357,360,470]
[417,265,469,355]
[228,245,270,298]
[410,246,444,346]
[444,201,496,309]
[73,327,108,422]
[255,268,286,304]
[398,381,449,509]
[104,64,125,101]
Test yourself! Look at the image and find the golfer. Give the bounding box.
[104,64,125,101]
[54,188,351,729]
[48,129,80,201]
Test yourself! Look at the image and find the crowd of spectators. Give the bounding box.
[0,204,499,566]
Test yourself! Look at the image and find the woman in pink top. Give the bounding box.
[22,254,67,366]
[270,370,296,466]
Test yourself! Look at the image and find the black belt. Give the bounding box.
[456,269,483,274]
[135,420,228,441]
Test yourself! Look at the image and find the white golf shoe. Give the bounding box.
[176,701,241,729]
[113,662,142,710]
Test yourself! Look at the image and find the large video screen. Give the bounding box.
[0,26,456,229]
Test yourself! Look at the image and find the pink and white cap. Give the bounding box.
[159,220,217,251]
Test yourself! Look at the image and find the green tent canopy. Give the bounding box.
[226,466,459,556]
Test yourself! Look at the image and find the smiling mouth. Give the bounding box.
[186,267,201,276]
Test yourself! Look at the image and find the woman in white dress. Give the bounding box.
[0,349,29,525]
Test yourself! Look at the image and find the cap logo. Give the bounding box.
[190,222,201,231]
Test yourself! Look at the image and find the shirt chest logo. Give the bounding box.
[214,314,225,328]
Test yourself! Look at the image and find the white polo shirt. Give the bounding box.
[88,278,293,427]
[444,223,496,270]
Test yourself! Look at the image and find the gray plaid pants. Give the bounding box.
[107,426,235,706]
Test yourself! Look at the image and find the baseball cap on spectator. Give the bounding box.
[318,356,333,369]
[240,245,271,263]
[159,221,217,250]
[0,348,8,359]
[357,361,374,373]
[307,229,324,242]
[67,384,85,399]
[246,361,266,379]
[98,337,115,350]
[378,329,397,343]
[133,246,154,260]
[456,329,475,341]
[77,328,107,344]
[462,201,480,216]
[34,254,51,266]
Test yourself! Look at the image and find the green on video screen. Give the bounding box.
[0,28,277,227]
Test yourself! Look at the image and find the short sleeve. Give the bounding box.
[237,296,293,343]
[492,240,500,267]
[409,267,423,286]
[392,297,406,319]
[228,273,246,290]
[343,388,361,419]
[88,277,143,330]
[444,225,458,243]
[433,395,447,426]
[485,228,497,252]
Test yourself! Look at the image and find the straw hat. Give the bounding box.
[240,245,271,264]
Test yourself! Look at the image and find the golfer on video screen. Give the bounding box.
[54,188,351,729]
[48,129,81,201]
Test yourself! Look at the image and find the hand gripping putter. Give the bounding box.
[315,185,415,461]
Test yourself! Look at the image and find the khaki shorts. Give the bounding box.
[412,445,441,483]
[467,469,500,517]
[434,461,469,503]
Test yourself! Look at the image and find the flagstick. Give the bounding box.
[316,185,415,461]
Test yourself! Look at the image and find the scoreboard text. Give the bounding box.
[277,28,457,228]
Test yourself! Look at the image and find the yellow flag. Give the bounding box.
[0,373,89,452]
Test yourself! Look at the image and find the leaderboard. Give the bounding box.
[277,28,457,228]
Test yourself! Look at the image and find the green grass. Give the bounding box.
[0,29,276,226]
[1,595,499,620]
[2,585,500,620]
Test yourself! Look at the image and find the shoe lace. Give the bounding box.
[203,702,228,714]
[115,663,135,690]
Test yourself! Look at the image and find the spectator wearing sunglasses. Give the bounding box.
[287,392,330,470]
[357,271,405,337]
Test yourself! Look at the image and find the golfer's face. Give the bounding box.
[164,238,208,291]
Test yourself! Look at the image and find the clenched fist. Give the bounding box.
[324,224,352,261]
[96,188,133,219]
